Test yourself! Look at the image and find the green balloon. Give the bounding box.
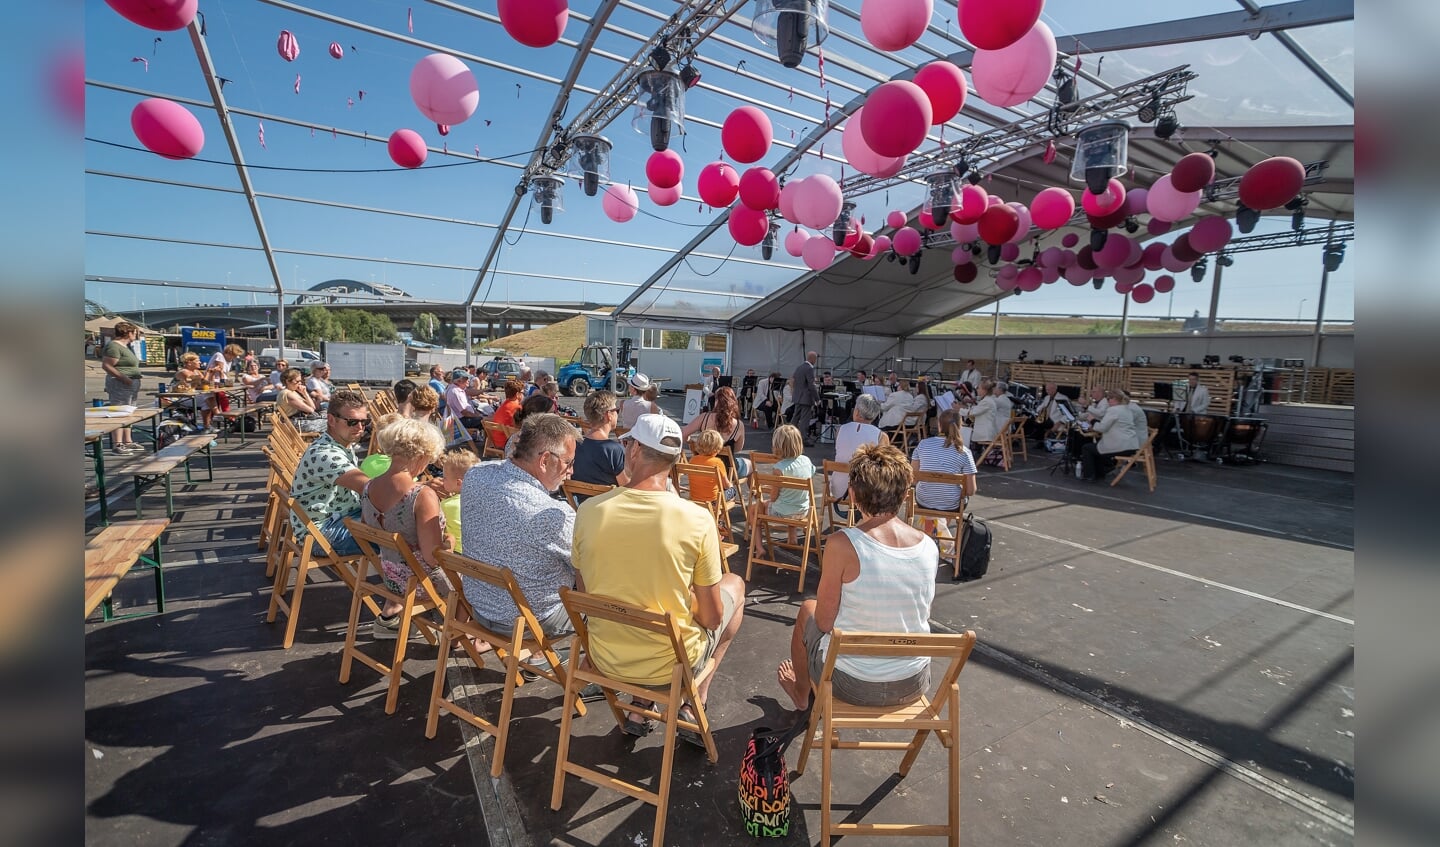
[360,453,391,478]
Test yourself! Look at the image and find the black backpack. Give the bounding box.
[956,515,991,582]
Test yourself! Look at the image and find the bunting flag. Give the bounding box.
[437,124,450,136]
[358,90,366,101]
[257,121,266,149]
[407,7,413,33]
[347,97,354,108]
[130,57,148,71]
[474,145,480,157]
[153,36,162,55]
[817,47,826,88]
[294,73,301,94]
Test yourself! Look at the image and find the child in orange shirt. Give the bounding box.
[688,429,734,505]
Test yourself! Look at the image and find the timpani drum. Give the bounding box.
[1181,413,1225,451]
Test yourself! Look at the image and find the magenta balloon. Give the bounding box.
[1170,234,1202,263]
[957,0,1044,50]
[1124,187,1149,217]
[648,182,680,207]
[1065,264,1092,285]
[1076,245,1097,270]
[784,228,808,257]
[865,235,885,259]
[1125,238,1144,268]
[1131,283,1156,304]
[722,106,773,164]
[913,61,968,124]
[1040,246,1064,267]
[645,149,683,189]
[277,30,300,62]
[697,162,740,207]
[1114,264,1145,286]
[1094,233,1132,269]
[951,246,973,265]
[1147,218,1173,236]
[1146,174,1202,222]
[1031,187,1076,229]
[602,184,639,222]
[1171,152,1217,194]
[971,21,1056,107]
[728,205,769,245]
[843,110,907,178]
[892,227,923,256]
[1006,202,1032,242]
[1115,279,1135,295]
[1059,249,1077,267]
[498,0,568,47]
[1188,216,1234,253]
[794,173,843,229]
[1142,242,1168,271]
[886,210,908,229]
[955,185,988,224]
[738,167,781,211]
[410,54,479,125]
[1000,243,1020,262]
[104,0,197,30]
[860,0,933,51]
[131,98,204,160]
[978,204,1020,245]
[850,233,875,259]
[387,129,427,169]
[861,81,932,158]
[998,264,1019,281]
[329,42,344,59]
[778,178,803,224]
[873,234,893,254]
[995,270,1018,292]
[1154,275,1176,294]
[1017,267,1043,292]
[842,220,863,249]
[803,235,836,271]
[1240,156,1307,209]
[1041,266,1061,284]
[1160,246,1191,273]
[1061,232,1080,248]
[1081,179,1126,217]
[918,210,939,231]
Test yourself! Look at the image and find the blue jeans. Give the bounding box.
[318,511,362,556]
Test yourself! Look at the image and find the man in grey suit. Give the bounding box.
[790,350,820,445]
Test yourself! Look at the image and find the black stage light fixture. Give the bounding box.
[986,244,1002,264]
[1191,256,1208,282]
[1323,242,1345,272]
[832,201,856,246]
[966,169,983,185]
[1137,92,1161,124]
[1285,194,1308,232]
[649,44,672,71]
[1092,279,1105,290]
[1123,216,1140,234]
[1155,109,1181,140]
[1090,228,1109,251]
[908,250,922,275]
[1235,203,1260,234]
[678,63,701,90]
[761,222,779,261]
[1217,254,1234,267]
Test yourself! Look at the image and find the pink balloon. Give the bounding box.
[722,106,773,164]
[842,109,908,178]
[1115,279,1135,295]
[603,184,639,222]
[1130,283,1156,304]
[803,235,836,271]
[1031,187,1076,229]
[1147,174,1202,222]
[728,205,769,245]
[886,210,908,229]
[104,0,197,31]
[738,167,780,211]
[1040,246,1064,267]
[1017,267,1043,292]
[1147,218,1174,236]
[697,161,740,207]
[1000,243,1020,262]
[1094,233,1133,269]
[782,228,807,257]
[955,184,988,224]
[873,235,893,254]
[860,0,933,51]
[387,129,427,169]
[987,194,1005,207]
[1061,232,1080,248]
[1006,203,1032,243]
[329,42,344,59]
[1065,264,1092,285]
[952,246,973,265]
[861,81,932,158]
[131,98,204,159]
[957,0,1043,51]
[645,149,683,189]
[1041,265,1061,284]
[850,233,875,259]
[410,54,479,125]
[648,182,680,207]
[793,174,843,229]
[1154,275,1176,294]
[951,221,980,243]
[1114,263,1145,286]
[1171,152,1217,194]
[1188,216,1234,253]
[892,227,923,256]
[842,221,863,250]
[1142,242,1168,271]
[1124,187,1150,217]
[918,209,939,230]
[995,266,1019,291]
[1240,156,1306,209]
[498,0,568,48]
[1160,246,1192,273]
[778,178,804,224]
[277,30,300,62]
[1081,179,1127,217]
[1125,238,1144,268]
[1059,249,1077,267]
[913,61,968,124]
[953,263,979,284]
[971,21,1055,107]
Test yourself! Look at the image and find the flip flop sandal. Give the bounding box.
[623,699,656,737]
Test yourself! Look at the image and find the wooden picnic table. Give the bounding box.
[85,517,170,620]
[85,407,162,526]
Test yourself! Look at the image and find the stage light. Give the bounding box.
[1137,93,1161,124]
[530,174,565,225]
[761,222,779,261]
[1092,279,1104,290]
[649,44,672,71]
[1323,242,1345,272]
[832,201,855,246]
[923,171,960,228]
[569,134,611,197]
[678,63,701,90]
[752,0,830,69]
[1123,216,1139,234]
[1285,194,1308,232]
[966,170,983,185]
[1155,109,1181,140]
[1235,203,1260,234]
[1072,120,1130,195]
[1190,256,1208,282]
[908,250,922,275]
[1090,228,1108,251]
[986,244,1002,264]
[632,70,685,152]
[1217,254,1234,267]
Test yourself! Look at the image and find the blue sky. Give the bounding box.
[82,0,1353,324]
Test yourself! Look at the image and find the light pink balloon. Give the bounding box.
[1081,178,1126,216]
[1188,216,1234,253]
[950,221,980,243]
[410,54,479,125]
[1154,275,1176,294]
[987,194,1004,207]
[794,174,843,229]
[778,178,803,224]
[803,235,836,271]
[1000,243,1020,262]
[995,265,1019,291]
[842,109,908,178]
[873,235,893,254]
[955,184,988,224]
[861,81,932,158]
[860,0,933,51]
[1031,187,1076,230]
[971,21,1056,107]
[1124,187,1149,217]
[104,0,197,31]
[892,227,923,256]
[1147,174,1202,222]
[131,98,204,159]
[728,205,769,245]
[1040,246,1064,267]
[887,210,908,229]
[329,42,344,59]
[277,30,300,62]
[1006,202,1032,242]
[602,184,639,222]
[387,129,427,168]
[648,182,680,207]
[784,228,808,257]
[951,246,973,265]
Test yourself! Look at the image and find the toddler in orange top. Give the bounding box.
[688,429,734,504]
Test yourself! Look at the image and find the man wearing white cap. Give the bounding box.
[620,372,658,430]
[572,414,746,742]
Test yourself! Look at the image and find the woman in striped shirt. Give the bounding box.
[910,409,978,512]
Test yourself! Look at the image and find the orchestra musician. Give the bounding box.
[1028,383,1071,445]
[957,360,983,393]
[1080,385,1108,421]
[1079,389,1142,481]
[1176,372,1211,415]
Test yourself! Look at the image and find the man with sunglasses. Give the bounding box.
[288,390,371,555]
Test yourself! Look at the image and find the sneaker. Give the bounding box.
[121,442,147,453]
[372,614,401,640]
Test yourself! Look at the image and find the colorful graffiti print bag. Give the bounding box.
[737,705,811,838]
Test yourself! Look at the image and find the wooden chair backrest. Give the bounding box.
[559,587,691,675]
[433,549,549,644]
[560,479,613,510]
[345,519,446,605]
[750,471,816,516]
[281,495,343,562]
[818,628,976,698]
[749,451,781,470]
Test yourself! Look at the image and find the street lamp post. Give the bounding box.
[1297,298,1308,321]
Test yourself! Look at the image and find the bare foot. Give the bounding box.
[776,660,808,711]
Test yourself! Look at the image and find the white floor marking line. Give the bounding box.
[987,519,1355,626]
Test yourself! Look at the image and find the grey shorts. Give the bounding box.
[803,616,929,708]
[105,374,141,406]
[693,586,740,677]
[474,602,574,640]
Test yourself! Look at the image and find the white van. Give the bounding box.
[259,347,322,370]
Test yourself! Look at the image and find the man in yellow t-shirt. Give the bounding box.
[573,414,746,726]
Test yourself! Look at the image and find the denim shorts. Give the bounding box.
[803,616,929,708]
[318,511,362,556]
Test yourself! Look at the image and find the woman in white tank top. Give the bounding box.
[776,442,938,710]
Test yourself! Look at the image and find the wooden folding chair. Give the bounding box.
[560,479,613,510]
[428,550,586,775]
[257,447,298,559]
[820,459,856,534]
[440,414,481,456]
[907,471,968,579]
[266,497,377,649]
[795,628,978,846]
[339,519,447,714]
[746,473,820,593]
[261,480,296,579]
[480,420,514,459]
[551,588,718,847]
[743,451,780,536]
[1111,427,1160,492]
[675,461,740,539]
[972,414,1020,471]
[721,446,751,517]
[1005,413,1031,463]
[892,411,925,450]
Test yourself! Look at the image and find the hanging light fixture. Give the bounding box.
[908,249,923,275]
[1154,108,1181,140]
[1137,92,1162,124]
[678,62,702,90]
[1191,256,1208,282]
[831,201,856,246]
[1235,202,1261,234]
[1071,119,1130,195]
[1089,228,1109,251]
[752,0,830,69]
[761,221,780,261]
[530,174,565,225]
[986,244,1002,264]
[923,171,961,228]
[1323,242,1345,272]
[1285,194,1309,232]
[569,135,611,197]
[632,69,686,152]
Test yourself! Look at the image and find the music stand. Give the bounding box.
[1046,403,1080,477]
[1151,381,1189,460]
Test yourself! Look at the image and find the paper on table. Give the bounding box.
[85,404,138,416]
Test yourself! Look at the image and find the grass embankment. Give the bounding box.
[485,314,589,363]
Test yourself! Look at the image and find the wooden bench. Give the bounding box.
[215,397,277,446]
[85,518,170,620]
[110,433,217,518]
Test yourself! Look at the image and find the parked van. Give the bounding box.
[258,346,322,371]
